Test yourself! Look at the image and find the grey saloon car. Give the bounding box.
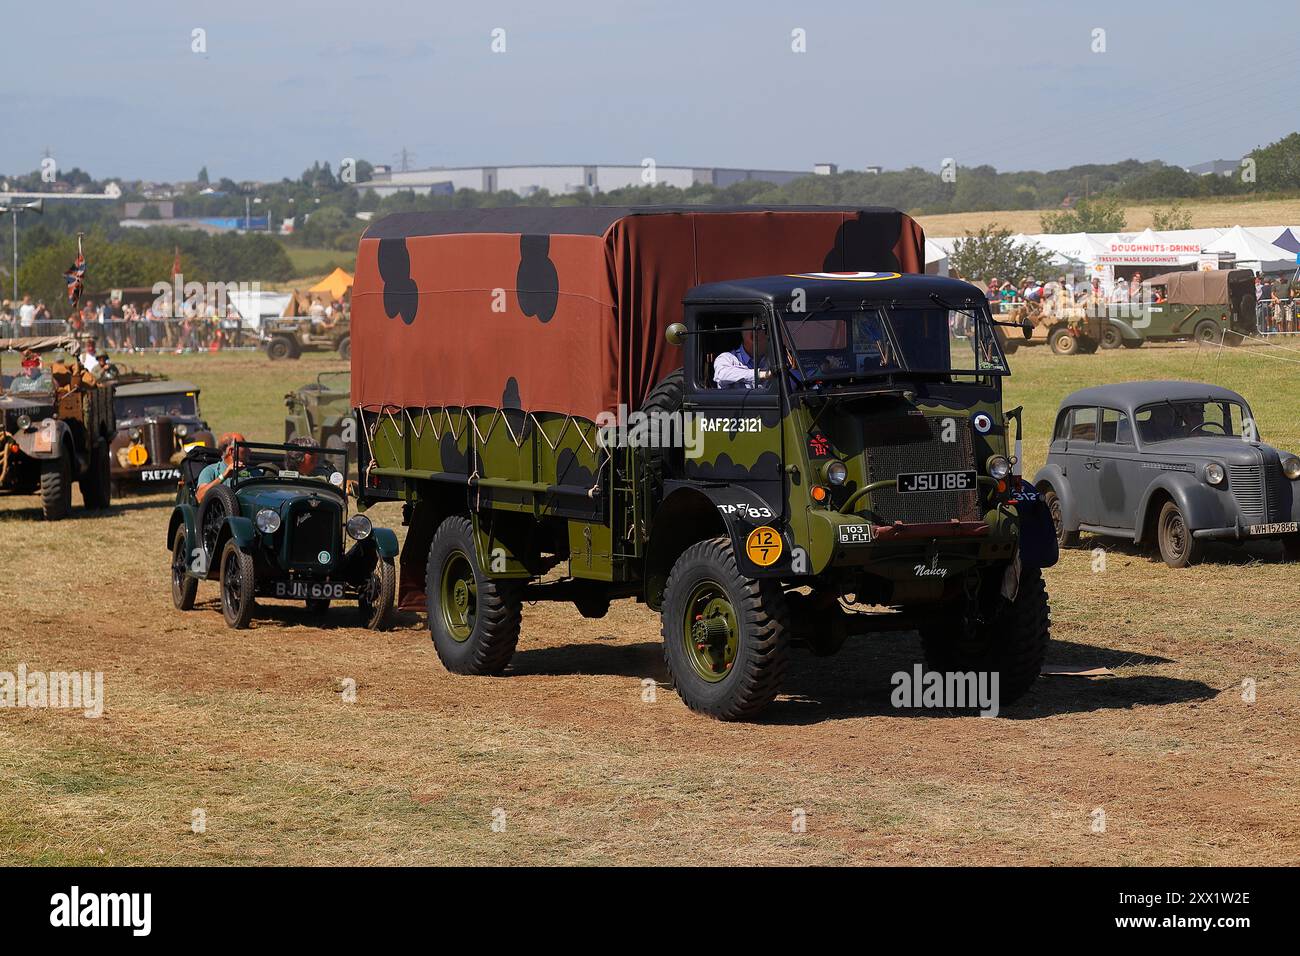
[1034,381,1300,567]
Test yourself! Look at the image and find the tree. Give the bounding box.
[1251,132,1300,191]
[1039,195,1127,233]
[1151,201,1192,231]
[196,166,210,186]
[949,227,1057,286]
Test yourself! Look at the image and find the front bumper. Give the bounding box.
[1193,520,1299,541]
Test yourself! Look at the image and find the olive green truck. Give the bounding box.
[349,207,1057,719]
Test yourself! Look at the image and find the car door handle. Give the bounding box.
[1084,457,1101,470]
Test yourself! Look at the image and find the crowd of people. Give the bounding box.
[1,292,349,352]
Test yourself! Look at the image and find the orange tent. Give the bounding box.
[309,267,353,301]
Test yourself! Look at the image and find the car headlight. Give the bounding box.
[16,414,31,430]
[1204,462,1226,486]
[255,508,281,533]
[1282,456,1300,480]
[129,427,141,441]
[823,460,848,486]
[346,514,372,540]
[987,455,1011,480]
[175,424,189,438]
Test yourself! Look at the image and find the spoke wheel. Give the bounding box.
[219,539,256,628]
[171,526,198,610]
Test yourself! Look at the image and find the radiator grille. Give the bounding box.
[1227,464,1265,522]
[865,416,980,523]
[1264,465,1291,522]
[288,500,339,565]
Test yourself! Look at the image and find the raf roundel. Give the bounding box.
[972,413,993,434]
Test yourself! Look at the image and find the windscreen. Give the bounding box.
[116,392,199,420]
[782,305,1007,384]
[228,443,349,485]
[1135,400,1249,443]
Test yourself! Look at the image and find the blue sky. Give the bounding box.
[6,0,1298,182]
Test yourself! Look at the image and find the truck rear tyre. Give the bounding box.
[40,449,73,520]
[426,516,522,674]
[919,564,1050,706]
[1157,500,1203,568]
[1048,328,1078,356]
[171,526,198,610]
[1101,324,1122,349]
[80,440,112,509]
[359,555,396,630]
[661,537,790,720]
[219,539,257,629]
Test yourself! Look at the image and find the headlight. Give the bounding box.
[1282,456,1300,480]
[823,460,848,486]
[16,414,31,430]
[175,424,189,438]
[1204,462,1226,486]
[987,455,1011,480]
[346,514,373,540]
[129,427,141,441]
[255,508,281,533]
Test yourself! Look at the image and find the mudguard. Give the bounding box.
[1011,478,1058,568]
[371,527,399,559]
[1033,465,1076,532]
[167,504,198,552]
[226,516,258,550]
[1105,317,1146,344]
[1134,474,1226,545]
[664,481,794,578]
[13,419,71,461]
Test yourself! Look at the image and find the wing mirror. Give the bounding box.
[665,323,687,347]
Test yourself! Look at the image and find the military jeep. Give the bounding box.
[261,316,351,361]
[168,441,397,629]
[0,336,114,519]
[284,371,353,474]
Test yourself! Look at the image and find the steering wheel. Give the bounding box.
[1188,421,1226,436]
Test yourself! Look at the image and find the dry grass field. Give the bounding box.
[916,195,1300,237]
[3,342,1300,865]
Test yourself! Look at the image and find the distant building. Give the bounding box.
[353,163,838,199]
[123,201,174,219]
[1185,159,1238,177]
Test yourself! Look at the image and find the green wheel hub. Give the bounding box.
[440,550,477,642]
[682,581,739,683]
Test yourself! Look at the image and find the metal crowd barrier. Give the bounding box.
[1256,298,1299,335]
[0,318,261,351]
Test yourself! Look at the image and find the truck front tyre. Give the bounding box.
[266,336,294,360]
[661,537,789,720]
[1101,324,1122,349]
[40,449,73,520]
[919,565,1051,707]
[336,336,351,361]
[426,516,522,675]
[1194,320,1221,345]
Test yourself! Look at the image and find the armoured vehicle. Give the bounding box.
[350,207,1058,720]
[110,378,214,495]
[261,315,351,360]
[284,371,353,473]
[168,440,397,629]
[0,336,114,519]
[1036,381,1300,567]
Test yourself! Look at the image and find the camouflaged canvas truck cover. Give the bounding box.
[350,206,926,421]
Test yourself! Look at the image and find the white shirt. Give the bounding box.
[81,352,100,373]
[713,345,765,389]
[18,303,36,327]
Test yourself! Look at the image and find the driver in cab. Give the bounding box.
[283,435,331,479]
[713,318,773,389]
[196,432,247,502]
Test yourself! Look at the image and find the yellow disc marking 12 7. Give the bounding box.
[745,526,782,566]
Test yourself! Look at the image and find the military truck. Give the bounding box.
[1103,269,1257,347]
[261,315,351,360]
[0,336,115,519]
[350,207,1057,720]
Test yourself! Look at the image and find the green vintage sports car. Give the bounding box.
[167,440,398,629]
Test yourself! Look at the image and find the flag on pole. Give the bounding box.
[63,234,86,308]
